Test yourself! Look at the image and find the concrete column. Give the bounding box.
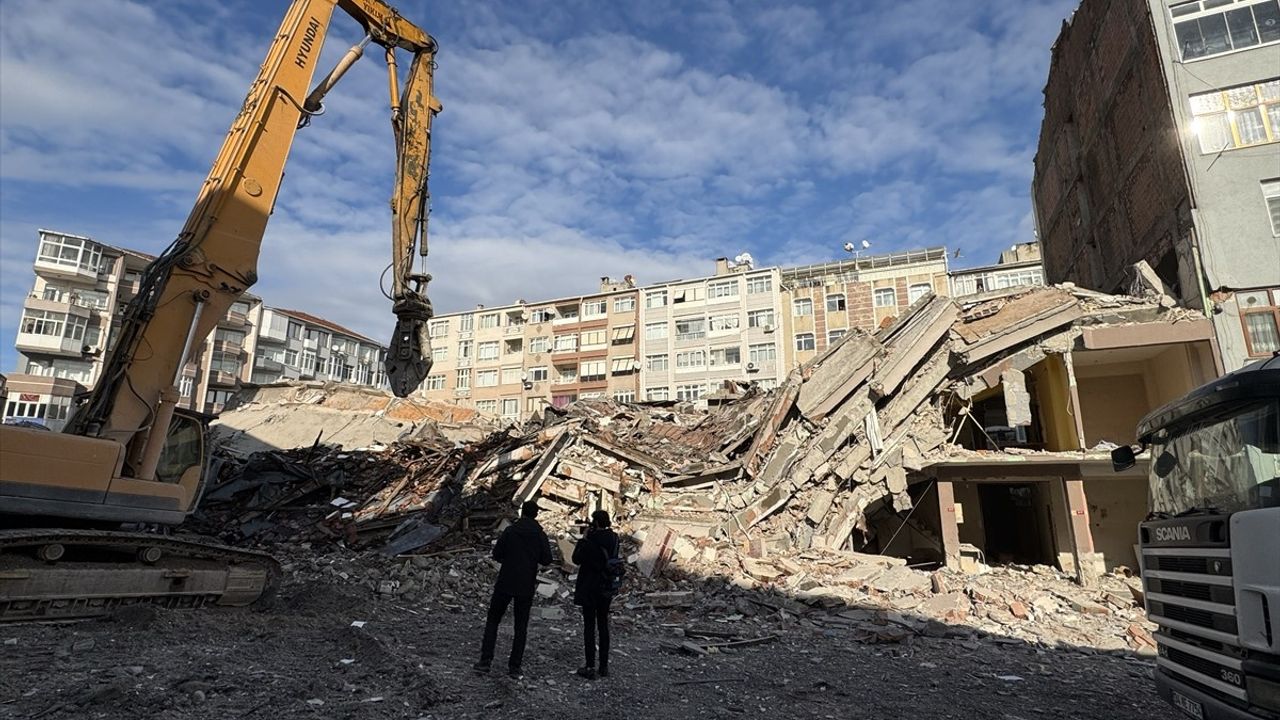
[936,480,962,570]
[1061,477,1097,586]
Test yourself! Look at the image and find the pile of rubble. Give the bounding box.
[201,283,1187,653]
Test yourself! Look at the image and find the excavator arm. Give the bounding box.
[65,0,441,480]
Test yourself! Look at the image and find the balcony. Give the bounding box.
[219,310,249,328]
[302,337,318,350]
[15,332,86,358]
[34,258,99,283]
[23,296,93,320]
[254,356,284,372]
[259,326,288,343]
[207,370,239,387]
[212,339,243,355]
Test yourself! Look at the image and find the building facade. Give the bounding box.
[948,241,1046,297]
[1032,0,1280,371]
[8,229,387,426]
[782,247,950,367]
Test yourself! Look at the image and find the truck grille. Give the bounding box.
[1143,547,1248,703]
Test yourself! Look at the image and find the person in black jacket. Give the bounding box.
[572,509,619,679]
[475,500,552,678]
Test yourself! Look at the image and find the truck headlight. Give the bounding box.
[1248,675,1280,713]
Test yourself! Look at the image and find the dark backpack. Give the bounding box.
[598,535,626,597]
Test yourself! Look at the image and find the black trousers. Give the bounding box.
[580,598,611,670]
[479,589,533,669]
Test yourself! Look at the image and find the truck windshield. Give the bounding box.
[1149,399,1280,515]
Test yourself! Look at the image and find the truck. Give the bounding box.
[0,0,440,621]
[1113,352,1280,719]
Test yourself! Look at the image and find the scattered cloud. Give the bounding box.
[0,0,1077,372]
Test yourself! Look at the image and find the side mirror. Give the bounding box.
[1111,445,1137,472]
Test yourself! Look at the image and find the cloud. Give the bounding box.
[0,0,1078,374]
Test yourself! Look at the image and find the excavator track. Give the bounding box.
[0,529,280,623]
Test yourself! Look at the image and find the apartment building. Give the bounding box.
[948,241,1046,297]
[781,247,950,367]
[637,259,786,402]
[1032,0,1280,370]
[418,278,641,420]
[248,307,388,392]
[8,229,386,427]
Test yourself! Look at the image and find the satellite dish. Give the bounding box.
[842,242,854,252]
[861,240,871,249]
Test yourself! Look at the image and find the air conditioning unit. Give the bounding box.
[523,381,534,390]
[746,362,759,373]
[762,324,775,333]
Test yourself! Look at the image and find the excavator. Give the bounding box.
[0,0,440,621]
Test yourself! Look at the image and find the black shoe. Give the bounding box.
[472,662,490,674]
[507,666,523,679]
[575,666,596,680]
[598,667,609,678]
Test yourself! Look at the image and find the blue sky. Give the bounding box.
[0,0,1077,372]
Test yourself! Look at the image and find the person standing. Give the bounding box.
[572,509,620,679]
[475,500,552,678]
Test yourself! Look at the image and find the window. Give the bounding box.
[611,356,636,374]
[20,310,64,337]
[710,346,741,366]
[429,320,449,338]
[502,398,519,417]
[502,367,523,385]
[506,311,525,327]
[1240,290,1280,355]
[479,314,499,329]
[557,365,578,383]
[792,298,813,316]
[581,330,607,348]
[458,340,473,359]
[1264,180,1280,236]
[36,233,101,272]
[554,334,578,352]
[874,288,897,307]
[1189,79,1280,153]
[747,309,775,328]
[795,333,816,352]
[301,350,316,373]
[580,391,605,400]
[611,325,635,344]
[646,354,669,372]
[556,305,579,321]
[707,280,739,300]
[827,329,847,344]
[476,399,498,414]
[478,341,500,361]
[673,287,702,303]
[645,322,668,341]
[529,336,550,353]
[646,387,671,401]
[459,314,475,332]
[304,328,330,345]
[749,343,777,364]
[287,321,303,340]
[675,350,706,369]
[1172,0,1280,61]
[675,317,706,340]
[747,275,772,294]
[527,397,546,412]
[476,369,499,387]
[645,290,668,309]
[528,366,549,382]
[580,360,606,382]
[504,338,523,354]
[676,384,704,402]
[994,270,1043,289]
[552,394,577,408]
[455,369,471,389]
[583,300,607,318]
[613,296,636,313]
[5,400,47,420]
[613,390,636,403]
[908,283,933,304]
[178,376,194,398]
[709,314,740,332]
[425,375,446,390]
[826,294,846,312]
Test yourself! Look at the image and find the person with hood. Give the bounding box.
[572,509,620,679]
[475,500,552,678]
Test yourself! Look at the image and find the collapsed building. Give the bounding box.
[206,280,1216,591]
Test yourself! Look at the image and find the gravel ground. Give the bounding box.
[1,575,1161,720]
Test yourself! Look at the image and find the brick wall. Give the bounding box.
[1032,0,1193,297]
